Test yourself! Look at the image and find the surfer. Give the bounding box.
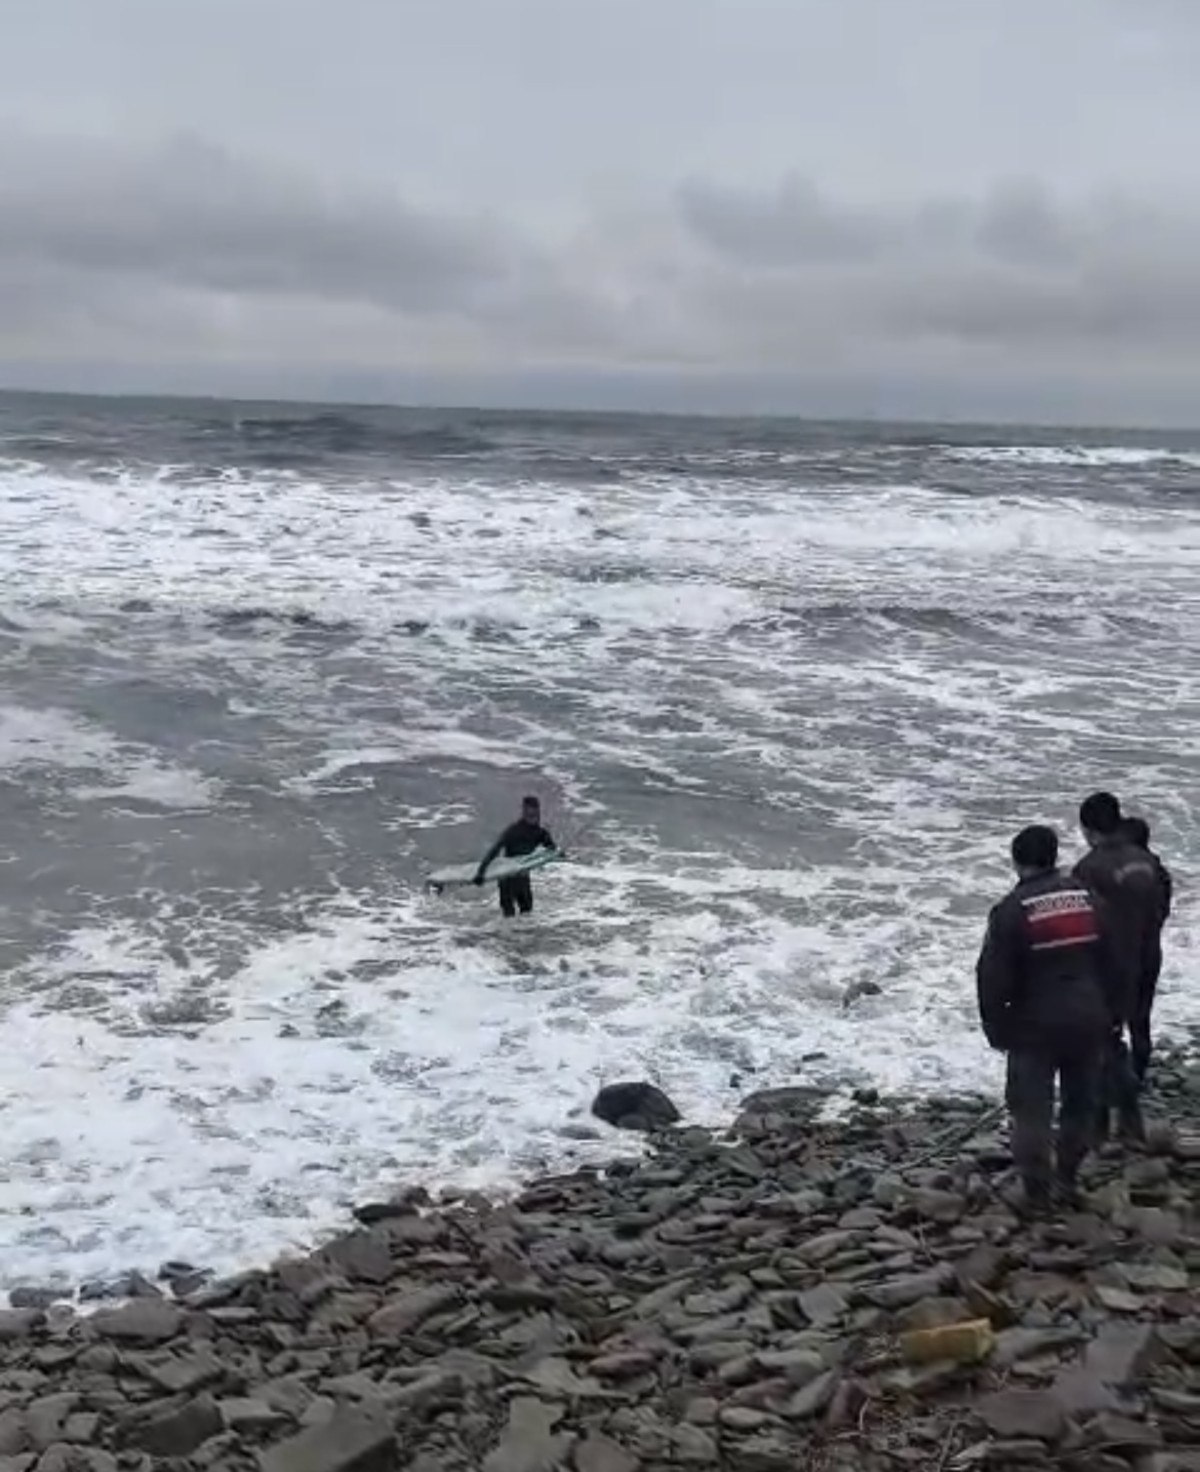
[1118,814,1173,1085]
[976,824,1114,1214]
[474,796,556,918]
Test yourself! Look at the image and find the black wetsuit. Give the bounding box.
[976,868,1114,1201]
[476,819,555,917]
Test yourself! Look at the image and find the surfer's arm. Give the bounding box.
[473,827,512,883]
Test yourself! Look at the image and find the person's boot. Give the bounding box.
[1053,1163,1084,1212]
[1017,1176,1053,1219]
[1117,1099,1147,1147]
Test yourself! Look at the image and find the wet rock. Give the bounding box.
[87,1300,182,1343]
[798,1284,850,1326]
[573,1434,639,1472]
[8,1288,66,1313]
[25,1397,76,1454]
[132,1396,224,1457]
[861,1266,956,1310]
[591,1082,680,1133]
[126,1347,224,1395]
[320,1230,395,1286]
[976,1389,1067,1443]
[1080,1412,1161,1451]
[483,1397,572,1472]
[0,1312,42,1343]
[784,1370,839,1420]
[992,1326,1084,1366]
[260,1403,397,1472]
[668,1426,719,1464]
[0,1411,28,1457]
[910,1188,967,1224]
[218,1399,290,1434]
[368,1285,461,1336]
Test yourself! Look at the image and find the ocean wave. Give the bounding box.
[943,444,1200,470]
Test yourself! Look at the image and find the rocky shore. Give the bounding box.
[1,1050,1199,1472]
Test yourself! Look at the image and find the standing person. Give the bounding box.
[473,796,557,918]
[1074,791,1159,1142]
[976,825,1115,1213]
[1120,815,1173,1084]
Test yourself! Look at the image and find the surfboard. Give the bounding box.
[426,847,562,890]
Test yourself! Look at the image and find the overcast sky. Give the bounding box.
[2,0,1200,422]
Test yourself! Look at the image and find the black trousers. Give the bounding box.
[1129,955,1161,1082]
[1006,1041,1103,1191]
[1098,1029,1145,1141]
[498,873,533,918]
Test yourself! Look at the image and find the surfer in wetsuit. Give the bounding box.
[474,796,556,917]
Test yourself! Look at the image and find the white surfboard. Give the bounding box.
[426,846,562,889]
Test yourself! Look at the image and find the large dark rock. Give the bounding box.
[260,1404,397,1472]
[591,1082,680,1133]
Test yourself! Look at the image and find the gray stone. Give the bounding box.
[368,1284,461,1336]
[483,1397,572,1472]
[259,1404,397,1472]
[573,1434,639,1472]
[591,1082,680,1133]
[0,1312,42,1343]
[219,1399,289,1433]
[320,1231,396,1286]
[669,1426,719,1464]
[260,1376,315,1420]
[127,1347,224,1394]
[8,1289,64,1311]
[1080,1412,1162,1450]
[753,1348,828,1387]
[134,1395,224,1458]
[728,1433,797,1469]
[783,1370,838,1421]
[977,1389,1067,1443]
[1120,1262,1189,1293]
[911,1188,966,1224]
[59,1418,98,1447]
[861,1265,955,1309]
[88,1300,183,1343]
[26,1397,76,1454]
[1083,1322,1160,1385]
[0,1413,27,1458]
[798,1283,849,1327]
[992,1326,1084,1367]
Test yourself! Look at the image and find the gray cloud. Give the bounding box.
[3,120,1200,420]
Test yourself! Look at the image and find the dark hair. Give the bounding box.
[1121,815,1150,848]
[1079,791,1121,835]
[1011,824,1058,871]
[522,794,541,808]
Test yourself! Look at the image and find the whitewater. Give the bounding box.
[0,395,1197,1291]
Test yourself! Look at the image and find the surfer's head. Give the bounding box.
[522,795,541,823]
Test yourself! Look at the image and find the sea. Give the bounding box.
[1,391,1198,1290]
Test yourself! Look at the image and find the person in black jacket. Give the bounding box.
[1120,814,1173,1084]
[473,796,556,918]
[1074,791,1159,1140]
[977,824,1115,1212]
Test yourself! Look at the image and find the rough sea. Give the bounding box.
[2,391,1198,1290]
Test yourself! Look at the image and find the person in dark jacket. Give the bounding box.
[1074,791,1159,1139]
[1119,814,1173,1084]
[977,824,1115,1211]
[473,796,556,918]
